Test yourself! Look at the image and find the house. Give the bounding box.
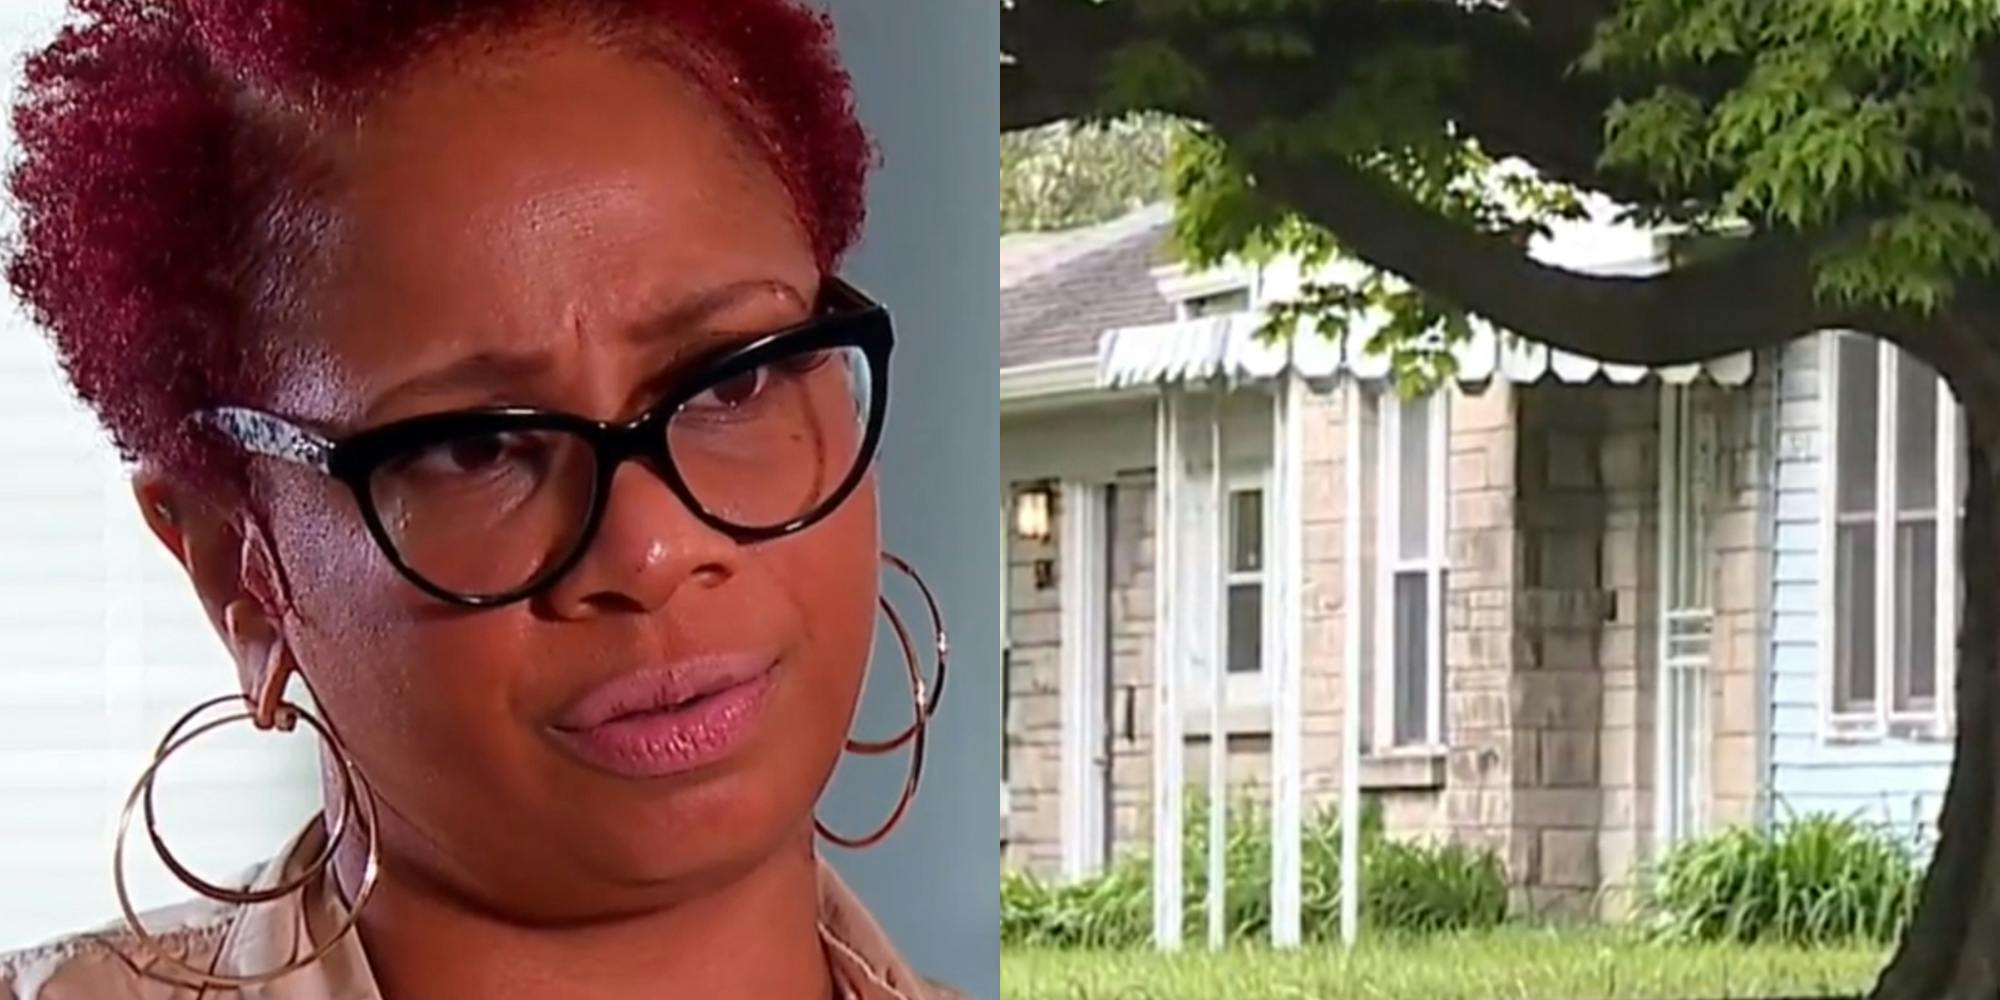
[998,205,1961,918]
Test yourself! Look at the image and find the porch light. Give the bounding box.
[1014,484,1053,543]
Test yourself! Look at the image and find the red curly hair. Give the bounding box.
[7,0,873,493]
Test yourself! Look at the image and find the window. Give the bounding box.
[1186,474,1270,725]
[1184,286,1251,318]
[1377,390,1449,750]
[1225,487,1265,675]
[1824,333,1963,735]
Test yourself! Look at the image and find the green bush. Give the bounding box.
[1001,852,1151,949]
[1641,813,1923,946]
[1361,836,1509,936]
[1001,790,1509,948]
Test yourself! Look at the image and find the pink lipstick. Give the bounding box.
[547,656,778,779]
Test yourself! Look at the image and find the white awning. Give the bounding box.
[1095,311,1755,390]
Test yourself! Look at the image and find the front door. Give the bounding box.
[1656,385,1717,847]
[1059,480,1114,877]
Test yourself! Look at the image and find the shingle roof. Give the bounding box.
[1000,205,1177,369]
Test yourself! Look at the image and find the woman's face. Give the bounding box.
[236,32,877,919]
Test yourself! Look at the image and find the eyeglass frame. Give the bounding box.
[193,275,895,608]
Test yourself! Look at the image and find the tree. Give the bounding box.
[1002,115,1177,231]
[1004,3,2000,999]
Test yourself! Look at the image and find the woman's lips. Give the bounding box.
[547,658,779,779]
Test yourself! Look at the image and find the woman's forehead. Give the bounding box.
[261,33,814,425]
[326,32,803,295]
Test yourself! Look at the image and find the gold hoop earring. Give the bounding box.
[815,551,949,850]
[109,646,382,989]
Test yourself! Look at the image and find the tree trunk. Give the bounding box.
[1871,403,2000,1000]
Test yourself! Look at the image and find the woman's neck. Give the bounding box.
[329,825,836,1000]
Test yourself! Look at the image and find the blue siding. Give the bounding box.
[1764,337,1952,846]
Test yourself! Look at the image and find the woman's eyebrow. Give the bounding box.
[361,278,808,419]
[364,349,555,421]
[626,278,808,346]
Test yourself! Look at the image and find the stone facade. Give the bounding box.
[1002,498,1062,871]
[1438,384,1522,866]
[1510,383,1653,919]
[1709,373,1773,831]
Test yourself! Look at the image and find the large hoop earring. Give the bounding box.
[815,552,949,850]
[108,644,382,990]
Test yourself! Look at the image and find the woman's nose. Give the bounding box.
[536,462,737,619]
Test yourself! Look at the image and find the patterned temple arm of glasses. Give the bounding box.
[195,407,337,474]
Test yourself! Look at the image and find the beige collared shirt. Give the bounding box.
[2,822,967,1000]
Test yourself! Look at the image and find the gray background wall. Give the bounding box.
[816,3,1000,998]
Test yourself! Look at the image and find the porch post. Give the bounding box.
[1206,388,1229,949]
[1152,386,1187,950]
[1340,376,1364,947]
[1059,479,1108,879]
[1654,387,1677,847]
[1271,371,1307,948]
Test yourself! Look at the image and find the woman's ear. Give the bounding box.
[223,597,288,711]
[132,467,189,564]
[132,466,248,644]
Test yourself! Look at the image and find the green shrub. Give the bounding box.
[1361,836,1510,936]
[1001,852,1151,948]
[1001,790,1509,948]
[1641,813,1923,946]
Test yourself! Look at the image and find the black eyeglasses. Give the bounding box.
[198,276,893,607]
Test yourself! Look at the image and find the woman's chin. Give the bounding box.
[549,769,812,892]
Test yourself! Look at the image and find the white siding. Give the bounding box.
[1765,337,1952,846]
[0,4,321,951]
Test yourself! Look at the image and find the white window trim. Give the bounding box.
[1817,331,1960,742]
[1186,468,1273,730]
[1373,388,1449,755]
[1153,260,1258,312]
[999,487,1012,818]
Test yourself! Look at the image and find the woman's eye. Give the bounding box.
[406,433,532,477]
[680,348,835,416]
[689,367,771,410]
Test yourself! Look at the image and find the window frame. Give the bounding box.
[1374,388,1450,754]
[1818,331,1961,742]
[1224,481,1267,678]
[1185,468,1273,726]
[1183,286,1253,320]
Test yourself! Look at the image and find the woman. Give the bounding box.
[0,1,961,998]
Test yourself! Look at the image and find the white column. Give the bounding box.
[1271,373,1307,948]
[1654,387,1683,845]
[1059,480,1108,879]
[1340,377,1364,948]
[1206,389,1228,950]
[1152,387,1187,950]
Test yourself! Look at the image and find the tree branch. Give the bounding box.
[1248,149,1879,364]
[1002,0,1655,203]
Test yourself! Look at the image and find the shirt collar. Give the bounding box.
[210,821,932,1000]
[814,860,929,1000]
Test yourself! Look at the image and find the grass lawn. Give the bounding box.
[1002,928,1888,1000]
